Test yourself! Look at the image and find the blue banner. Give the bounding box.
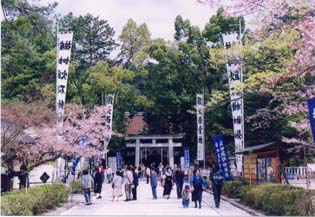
[116,151,122,170]
[71,155,80,175]
[212,135,231,180]
[76,135,90,146]
[184,147,190,168]
[308,97,315,144]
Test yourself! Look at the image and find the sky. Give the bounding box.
[44,0,221,41]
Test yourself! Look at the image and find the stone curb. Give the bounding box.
[204,190,266,216]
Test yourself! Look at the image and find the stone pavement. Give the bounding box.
[49,180,251,216]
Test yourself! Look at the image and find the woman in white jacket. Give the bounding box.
[112,171,123,202]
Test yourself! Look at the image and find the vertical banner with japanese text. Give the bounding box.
[184,147,190,168]
[308,97,315,144]
[212,135,231,180]
[222,32,244,173]
[116,151,122,170]
[56,31,73,118]
[196,94,205,161]
[104,94,115,150]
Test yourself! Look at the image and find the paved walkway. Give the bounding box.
[51,180,251,216]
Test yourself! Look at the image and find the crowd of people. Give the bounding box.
[80,162,225,209]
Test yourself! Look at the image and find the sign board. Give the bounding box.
[40,172,50,183]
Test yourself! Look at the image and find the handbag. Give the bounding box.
[112,182,114,189]
[130,184,135,189]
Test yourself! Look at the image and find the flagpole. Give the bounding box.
[55,19,60,183]
[203,85,205,169]
[56,20,59,121]
[239,18,245,176]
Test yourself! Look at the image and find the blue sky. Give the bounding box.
[45,0,220,41]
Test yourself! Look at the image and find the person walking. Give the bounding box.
[191,169,204,209]
[150,166,158,199]
[112,171,123,202]
[81,169,93,205]
[162,167,173,199]
[141,164,145,178]
[131,166,139,200]
[146,166,151,184]
[124,166,134,201]
[210,163,224,208]
[18,163,28,189]
[107,166,112,183]
[93,166,103,199]
[174,167,184,199]
[100,159,106,183]
[182,185,191,208]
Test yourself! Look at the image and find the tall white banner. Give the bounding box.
[222,32,244,173]
[56,31,73,117]
[104,94,115,150]
[196,94,205,161]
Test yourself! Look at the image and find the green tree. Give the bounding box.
[117,19,151,67]
[58,13,118,105]
[202,8,244,43]
[174,15,190,41]
[1,0,56,101]
[59,13,118,69]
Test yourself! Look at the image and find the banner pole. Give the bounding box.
[203,87,205,169]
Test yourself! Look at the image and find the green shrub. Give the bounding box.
[1,184,69,215]
[239,185,251,201]
[72,180,83,194]
[221,181,314,216]
[240,183,314,216]
[222,180,247,198]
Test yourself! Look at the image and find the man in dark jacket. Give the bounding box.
[93,166,103,199]
[131,167,139,200]
[174,167,184,199]
[210,163,224,208]
[150,166,158,199]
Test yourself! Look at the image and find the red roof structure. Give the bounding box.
[125,113,146,135]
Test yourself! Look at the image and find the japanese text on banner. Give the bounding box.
[184,147,190,168]
[196,94,204,161]
[212,135,231,180]
[104,94,115,149]
[116,151,122,169]
[222,32,244,173]
[56,32,73,116]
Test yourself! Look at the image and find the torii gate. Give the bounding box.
[125,134,183,167]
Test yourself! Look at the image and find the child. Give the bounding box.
[81,169,94,205]
[182,185,190,208]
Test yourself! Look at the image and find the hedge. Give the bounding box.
[72,180,83,194]
[1,184,69,215]
[222,181,315,216]
[222,180,247,198]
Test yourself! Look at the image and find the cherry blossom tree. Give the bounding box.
[198,0,315,145]
[1,101,115,171]
[1,100,55,170]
